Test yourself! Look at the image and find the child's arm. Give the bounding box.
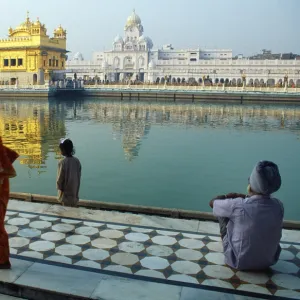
[57,160,65,193]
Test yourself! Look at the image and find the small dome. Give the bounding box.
[126,10,141,27]
[138,36,153,49]
[54,24,66,33]
[33,18,41,26]
[102,60,108,68]
[148,60,155,68]
[114,34,124,44]
[73,52,84,61]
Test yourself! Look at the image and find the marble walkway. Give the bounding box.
[1,200,300,300]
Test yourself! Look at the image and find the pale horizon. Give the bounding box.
[1,0,298,59]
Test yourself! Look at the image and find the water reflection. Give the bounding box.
[0,101,66,169]
[1,99,300,168]
[79,101,300,132]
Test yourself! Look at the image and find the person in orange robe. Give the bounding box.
[0,137,19,269]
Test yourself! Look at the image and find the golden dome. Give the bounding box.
[54,25,66,34]
[33,18,41,26]
[54,25,66,38]
[125,10,141,27]
[16,11,32,30]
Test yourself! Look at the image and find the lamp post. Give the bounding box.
[164,75,168,88]
[213,70,216,86]
[284,73,288,88]
[202,75,206,87]
[267,70,271,87]
[242,73,246,89]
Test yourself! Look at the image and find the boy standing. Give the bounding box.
[57,139,81,207]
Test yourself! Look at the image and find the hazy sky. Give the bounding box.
[1,0,298,59]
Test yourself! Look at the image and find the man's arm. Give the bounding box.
[209,194,226,208]
[209,193,246,208]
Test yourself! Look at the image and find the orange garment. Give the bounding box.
[0,137,18,267]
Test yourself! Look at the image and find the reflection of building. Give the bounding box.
[85,101,300,160]
[67,10,300,87]
[113,117,151,161]
[0,101,66,169]
[0,12,67,85]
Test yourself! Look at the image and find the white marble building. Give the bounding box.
[67,10,300,87]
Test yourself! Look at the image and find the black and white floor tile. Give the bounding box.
[4,210,300,299]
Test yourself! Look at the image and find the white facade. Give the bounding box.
[67,10,300,87]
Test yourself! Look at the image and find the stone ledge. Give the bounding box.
[0,281,90,300]
[9,192,300,230]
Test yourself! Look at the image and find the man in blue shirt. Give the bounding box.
[209,161,283,270]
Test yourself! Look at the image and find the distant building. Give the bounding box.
[248,49,300,60]
[0,12,67,85]
[67,10,300,87]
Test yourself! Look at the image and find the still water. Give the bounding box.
[1,98,300,220]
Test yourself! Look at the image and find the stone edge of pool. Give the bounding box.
[1,88,300,103]
[9,192,300,230]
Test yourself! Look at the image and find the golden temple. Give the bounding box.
[0,12,67,85]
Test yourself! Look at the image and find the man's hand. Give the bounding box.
[225,193,246,199]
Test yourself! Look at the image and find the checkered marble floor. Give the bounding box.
[4,210,300,299]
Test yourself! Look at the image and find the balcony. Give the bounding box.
[124,63,135,69]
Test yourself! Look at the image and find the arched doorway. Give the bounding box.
[260,79,264,86]
[232,78,237,86]
[296,79,300,87]
[225,78,229,84]
[172,78,176,84]
[33,74,38,85]
[156,77,160,84]
[254,79,259,86]
[267,79,275,87]
[289,79,294,87]
[182,78,186,84]
[215,78,219,84]
[237,78,242,86]
[188,78,196,84]
[177,78,181,83]
[220,78,224,84]
[248,79,254,86]
[199,78,203,84]
[161,77,165,84]
[10,78,17,85]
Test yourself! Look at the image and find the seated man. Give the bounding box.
[209,161,283,271]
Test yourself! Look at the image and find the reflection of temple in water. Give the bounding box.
[85,103,152,161]
[87,101,300,160]
[0,101,66,169]
[112,116,151,161]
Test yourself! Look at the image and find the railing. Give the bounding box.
[84,84,300,94]
[0,85,56,91]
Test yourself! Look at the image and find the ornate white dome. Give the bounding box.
[102,60,108,68]
[73,52,84,61]
[126,10,141,26]
[138,36,153,49]
[114,34,124,44]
